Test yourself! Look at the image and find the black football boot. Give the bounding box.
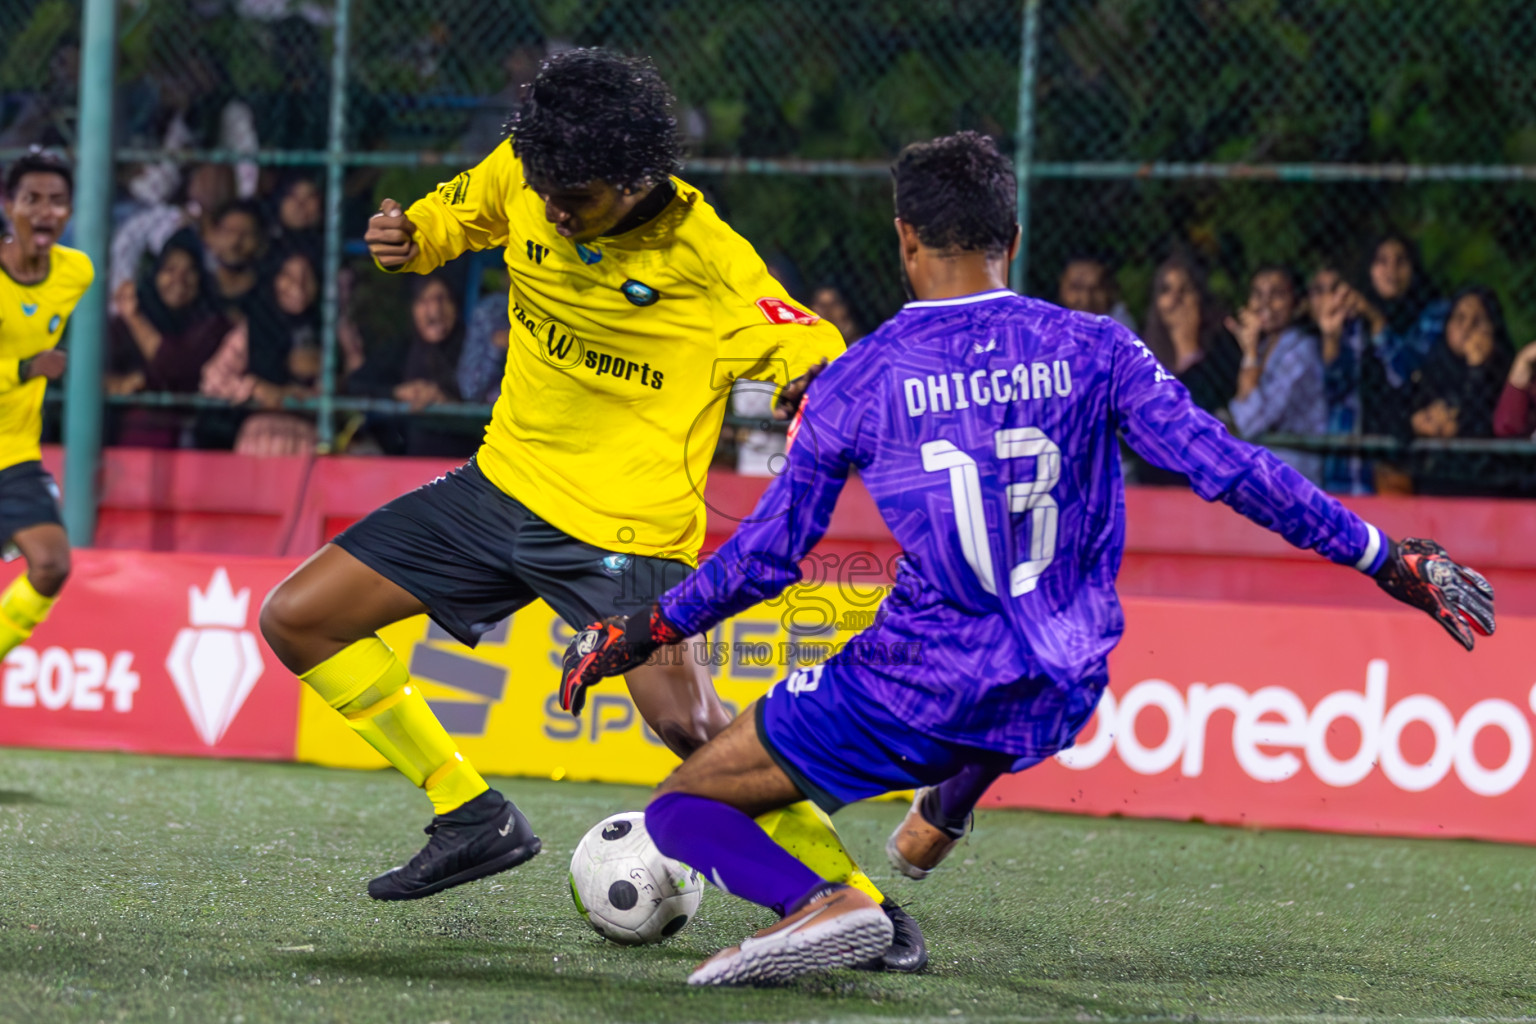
[368,789,541,901]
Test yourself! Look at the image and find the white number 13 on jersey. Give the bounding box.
[920,427,1060,596]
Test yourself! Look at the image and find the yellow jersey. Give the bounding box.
[0,244,93,471]
[395,142,844,562]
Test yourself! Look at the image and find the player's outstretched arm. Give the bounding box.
[367,145,515,275]
[1107,322,1496,650]
[1372,537,1495,650]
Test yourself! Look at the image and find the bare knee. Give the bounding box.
[650,708,797,816]
[26,548,69,597]
[653,765,693,798]
[259,582,322,673]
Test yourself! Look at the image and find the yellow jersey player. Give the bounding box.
[0,151,92,662]
[260,49,924,970]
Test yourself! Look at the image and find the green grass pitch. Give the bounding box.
[1,748,1534,1023]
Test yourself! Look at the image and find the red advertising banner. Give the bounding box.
[3,546,1533,847]
[985,598,1536,844]
[0,551,301,761]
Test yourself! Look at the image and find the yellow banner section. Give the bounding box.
[294,582,891,787]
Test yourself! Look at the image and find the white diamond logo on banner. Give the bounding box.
[166,568,264,746]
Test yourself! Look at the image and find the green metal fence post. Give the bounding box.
[316,0,353,452]
[1010,0,1042,295]
[62,0,118,546]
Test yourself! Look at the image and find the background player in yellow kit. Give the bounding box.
[0,151,92,662]
[259,48,924,970]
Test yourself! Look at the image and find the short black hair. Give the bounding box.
[1250,263,1302,296]
[6,149,72,199]
[212,197,265,233]
[1062,251,1115,274]
[892,131,1016,255]
[509,48,683,191]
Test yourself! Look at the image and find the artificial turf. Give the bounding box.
[1,747,1533,1023]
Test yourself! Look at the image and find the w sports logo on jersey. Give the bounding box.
[514,303,586,368]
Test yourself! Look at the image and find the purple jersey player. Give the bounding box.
[559,132,1496,987]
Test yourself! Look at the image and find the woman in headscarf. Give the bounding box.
[266,173,323,266]
[1342,232,1450,438]
[198,249,322,455]
[107,230,230,447]
[1409,285,1515,495]
[348,272,481,456]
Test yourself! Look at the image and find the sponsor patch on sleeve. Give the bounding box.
[756,297,821,326]
[437,171,472,206]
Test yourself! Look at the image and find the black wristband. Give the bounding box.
[624,603,684,651]
[1371,539,1401,581]
[622,610,662,654]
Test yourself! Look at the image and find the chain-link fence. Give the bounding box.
[2,0,1534,492]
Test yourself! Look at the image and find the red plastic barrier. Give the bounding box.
[1,543,1531,845]
[49,446,1536,572]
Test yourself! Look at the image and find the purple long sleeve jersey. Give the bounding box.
[661,290,1388,758]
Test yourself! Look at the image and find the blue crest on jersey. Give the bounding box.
[600,553,631,577]
[620,280,659,306]
[20,302,37,317]
[48,315,60,333]
[575,244,603,265]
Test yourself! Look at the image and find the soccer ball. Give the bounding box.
[568,811,704,945]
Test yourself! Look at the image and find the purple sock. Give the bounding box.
[929,760,1008,834]
[646,792,824,916]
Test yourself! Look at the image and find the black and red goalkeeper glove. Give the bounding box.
[1374,538,1495,651]
[559,604,686,716]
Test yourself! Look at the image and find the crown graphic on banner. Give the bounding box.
[188,568,251,628]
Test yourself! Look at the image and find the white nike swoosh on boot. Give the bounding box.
[740,903,829,951]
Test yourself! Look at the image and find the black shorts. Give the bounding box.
[333,459,691,647]
[0,461,62,557]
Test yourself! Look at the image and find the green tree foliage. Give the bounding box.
[3,0,1531,338]
[1032,0,1536,339]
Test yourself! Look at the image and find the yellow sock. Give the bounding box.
[0,574,56,659]
[757,800,885,904]
[301,637,489,815]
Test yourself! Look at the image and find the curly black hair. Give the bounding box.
[5,148,72,199]
[891,131,1016,255]
[508,48,683,192]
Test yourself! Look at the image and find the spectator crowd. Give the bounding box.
[1055,245,1536,497]
[99,161,490,458]
[2,19,1533,495]
[66,162,1536,496]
